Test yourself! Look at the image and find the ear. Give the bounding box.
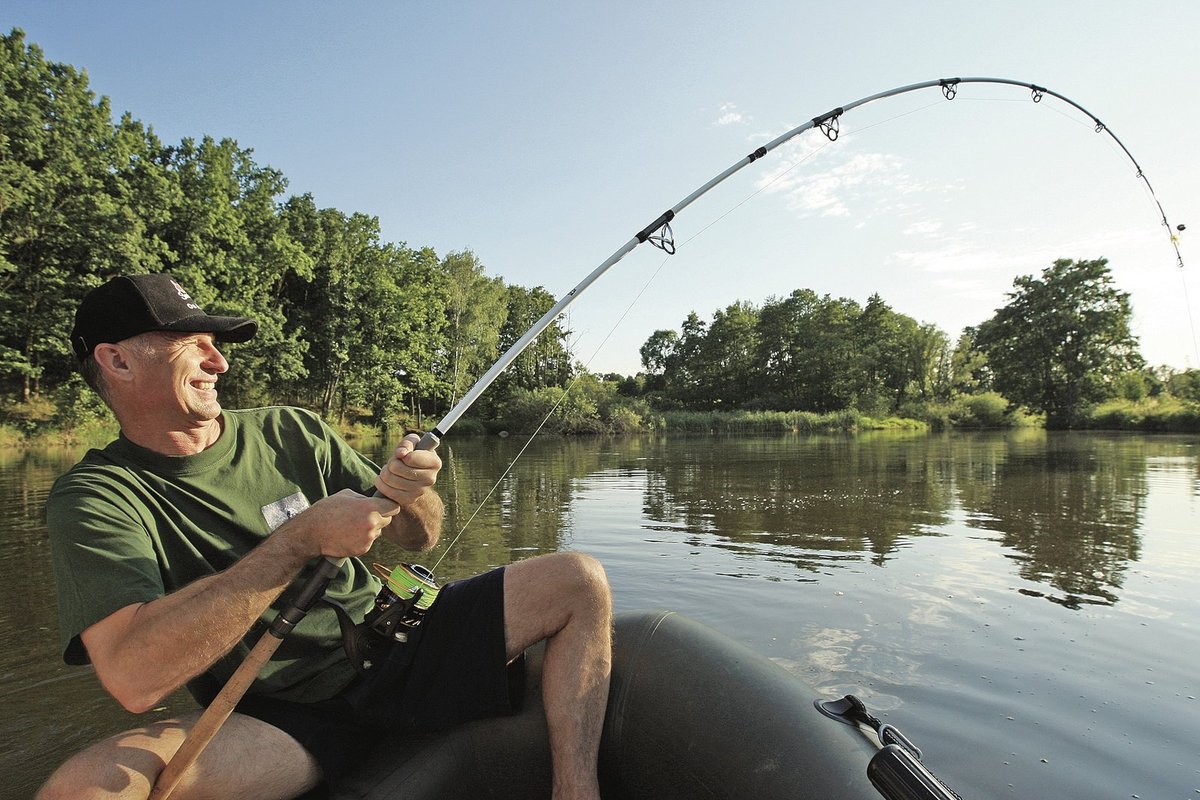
[91,343,136,385]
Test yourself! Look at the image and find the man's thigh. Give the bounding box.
[38,710,321,800]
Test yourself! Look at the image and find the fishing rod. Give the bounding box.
[298,71,1195,693]
[417,77,1184,457]
[151,76,1184,797]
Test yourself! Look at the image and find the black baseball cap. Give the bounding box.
[71,274,258,360]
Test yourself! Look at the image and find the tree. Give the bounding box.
[950,327,990,395]
[0,30,162,400]
[976,258,1142,428]
[438,250,507,407]
[696,301,760,407]
[755,290,861,412]
[492,284,571,403]
[1165,368,1200,401]
[156,136,309,407]
[639,329,678,391]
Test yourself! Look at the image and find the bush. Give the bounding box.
[53,375,113,430]
[658,408,863,434]
[962,392,1011,427]
[1084,397,1200,432]
[606,405,644,434]
[1,396,57,435]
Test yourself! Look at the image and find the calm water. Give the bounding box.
[2,431,1197,798]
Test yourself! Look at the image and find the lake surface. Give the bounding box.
[2,430,1197,798]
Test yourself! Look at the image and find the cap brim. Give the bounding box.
[163,315,258,342]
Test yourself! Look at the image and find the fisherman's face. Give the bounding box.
[127,332,230,425]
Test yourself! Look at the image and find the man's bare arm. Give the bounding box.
[80,490,399,712]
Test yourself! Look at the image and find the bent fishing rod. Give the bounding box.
[327,76,1190,585]
[151,76,1185,798]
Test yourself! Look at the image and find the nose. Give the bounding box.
[200,339,229,374]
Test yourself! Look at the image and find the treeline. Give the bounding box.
[638,292,953,416]
[0,29,570,434]
[633,259,1200,431]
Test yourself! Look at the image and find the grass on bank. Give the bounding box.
[4,389,1198,447]
[660,409,888,434]
[1083,396,1200,432]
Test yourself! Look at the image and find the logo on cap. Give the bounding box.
[170,279,202,312]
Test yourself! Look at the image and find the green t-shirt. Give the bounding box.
[47,406,384,704]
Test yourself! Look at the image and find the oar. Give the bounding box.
[149,556,344,800]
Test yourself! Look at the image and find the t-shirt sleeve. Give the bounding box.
[46,479,165,665]
[313,414,383,494]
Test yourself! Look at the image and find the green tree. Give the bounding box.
[346,243,446,427]
[976,258,1142,428]
[438,250,507,407]
[950,327,990,394]
[696,301,759,407]
[639,329,678,392]
[0,29,163,400]
[756,290,861,412]
[156,136,309,407]
[1165,368,1200,401]
[279,197,375,414]
[911,322,953,402]
[492,284,571,403]
[279,197,445,425]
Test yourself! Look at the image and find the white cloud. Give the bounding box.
[756,143,913,218]
[902,220,943,237]
[716,103,746,126]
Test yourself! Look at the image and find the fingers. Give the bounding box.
[366,494,402,515]
[376,433,441,505]
[289,489,398,559]
[393,432,421,459]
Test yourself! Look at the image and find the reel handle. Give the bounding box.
[278,428,441,634]
[281,429,443,634]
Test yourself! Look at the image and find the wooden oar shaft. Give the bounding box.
[149,631,285,800]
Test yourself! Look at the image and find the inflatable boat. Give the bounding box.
[329,610,960,799]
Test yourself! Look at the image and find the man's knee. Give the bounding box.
[35,727,170,800]
[553,551,611,608]
[507,552,611,618]
[36,767,111,800]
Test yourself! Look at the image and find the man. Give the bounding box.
[38,274,612,800]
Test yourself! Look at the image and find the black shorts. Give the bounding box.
[234,566,523,785]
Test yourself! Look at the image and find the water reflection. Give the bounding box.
[955,433,1148,608]
[369,430,1187,610]
[639,432,955,571]
[3,431,1197,797]
[630,431,1175,609]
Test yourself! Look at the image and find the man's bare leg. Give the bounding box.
[503,552,613,800]
[35,710,322,800]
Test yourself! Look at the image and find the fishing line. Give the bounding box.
[964,94,1197,362]
[423,102,956,572]
[1176,270,1200,366]
[405,77,1192,588]
[429,387,572,573]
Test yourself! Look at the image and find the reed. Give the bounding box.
[659,409,865,434]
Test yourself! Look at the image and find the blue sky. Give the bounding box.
[6,2,1198,375]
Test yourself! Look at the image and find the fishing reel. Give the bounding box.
[328,562,441,674]
[365,562,441,643]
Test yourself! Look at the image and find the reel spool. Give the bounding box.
[367,563,441,642]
